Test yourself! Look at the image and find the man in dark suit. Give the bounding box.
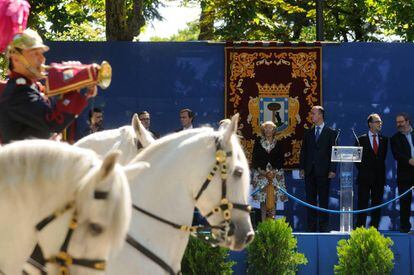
[355,113,388,229]
[175,107,203,225]
[138,111,160,139]
[391,113,414,233]
[176,108,195,132]
[300,106,337,232]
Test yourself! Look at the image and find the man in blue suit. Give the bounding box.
[300,106,338,232]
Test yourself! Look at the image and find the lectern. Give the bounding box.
[331,146,363,232]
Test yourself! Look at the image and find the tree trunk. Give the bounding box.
[106,0,145,41]
[291,14,305,40]
[198,0,214,40]
[352,6,364,41]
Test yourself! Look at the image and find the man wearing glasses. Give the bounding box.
[391,113,414,233]
[138,111,159,139]
[355,113,388,229]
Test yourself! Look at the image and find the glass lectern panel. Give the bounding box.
[331,146,363,163]
[331,146,363,232]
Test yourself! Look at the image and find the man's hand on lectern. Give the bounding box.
[299,169,305,179]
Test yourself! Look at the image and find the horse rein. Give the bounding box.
[128,137,251,275]
[194,138,252,237]
[32,191,109,275]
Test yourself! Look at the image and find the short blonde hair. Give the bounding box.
[260,121,277,137]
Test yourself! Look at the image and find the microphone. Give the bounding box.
[335,129,341,146]
[351,128,360,146]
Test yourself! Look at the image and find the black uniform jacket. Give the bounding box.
[0,73,88,144]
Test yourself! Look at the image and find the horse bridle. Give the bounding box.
[129,137,251,275]
[32,190,109,275]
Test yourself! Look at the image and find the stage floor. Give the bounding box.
[229,232,413,275]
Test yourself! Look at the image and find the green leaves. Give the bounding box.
[181,235,235,275]
[247,218,307,275]
[26,0,162,41]
[176,0,414,42]
[18,0,414,41]
[28,0,105,41]
[334,227,394,275]
[0,55,6,79]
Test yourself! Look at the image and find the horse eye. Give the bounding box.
[233,166,243,178]
[89,223,104,236]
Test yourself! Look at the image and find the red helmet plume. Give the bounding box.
[0,0,30,53]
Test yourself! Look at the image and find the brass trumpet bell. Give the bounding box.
[97,61,112,89]
[44,61,112,97]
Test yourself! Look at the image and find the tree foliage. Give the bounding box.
[181,235,235,274]
[26,0,163,41]
[10,0,414,42]
[247,218,307,275]
[105,0,163,41]
[371,0,414,41]
[28,0,106,41]
[320,0,414,41]
[334,227,394,275]
[213,0,310,41]
[176,0,414,42]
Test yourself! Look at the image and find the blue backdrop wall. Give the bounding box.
[47,41,414,231]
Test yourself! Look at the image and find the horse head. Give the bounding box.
[193,114,254,251]
[46,150,148,274]
[75,114,155,166]
[104,115,252,273]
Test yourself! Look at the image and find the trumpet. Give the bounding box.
[42,61,112,97]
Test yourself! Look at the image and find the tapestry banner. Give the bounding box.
[225,46,322,169]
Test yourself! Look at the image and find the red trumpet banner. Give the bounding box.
[225,46,322,169]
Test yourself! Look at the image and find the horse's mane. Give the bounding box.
[104,165,131,250]
[0,140,130,250]
[0,140,96,191]
[117,126,138,147]
[76,126,136,149]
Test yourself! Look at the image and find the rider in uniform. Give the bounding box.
[0,29,96,144]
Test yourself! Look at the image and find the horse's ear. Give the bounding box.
[132,113,142,134]
[123,161,150,182]
[219,118,231,131]
[98,150,121,181]
[223,113,239,145]
[132,113,155,148]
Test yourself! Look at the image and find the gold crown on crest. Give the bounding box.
[256,82,291,97]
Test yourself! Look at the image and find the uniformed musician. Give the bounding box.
[0,29,97,144]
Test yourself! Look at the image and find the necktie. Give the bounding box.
[373,134,378,155]
[315,126,320,141]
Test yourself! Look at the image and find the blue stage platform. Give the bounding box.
[229,232,413,274]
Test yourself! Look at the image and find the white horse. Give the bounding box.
[75,114,155,165]
[107,114,254,274]
[0,140,146,275]
[23,114,153,275]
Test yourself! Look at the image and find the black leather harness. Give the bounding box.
[126,137,251,274]
[30,191,109,275]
